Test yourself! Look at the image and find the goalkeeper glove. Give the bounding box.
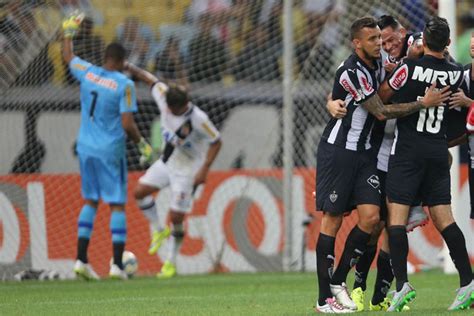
[138,137,153,166]
[62,12,85,38]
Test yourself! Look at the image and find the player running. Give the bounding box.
[62,14,153,280]
[379,16,474,311]
[315,16,450,313]
[124,63,222,279]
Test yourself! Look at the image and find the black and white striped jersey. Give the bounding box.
[321,53,379,151]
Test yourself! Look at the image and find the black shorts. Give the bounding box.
[378,170,388,222]
[316,141,381,215]
[386,143,450,207]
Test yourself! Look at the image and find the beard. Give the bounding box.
[361,47,378,62]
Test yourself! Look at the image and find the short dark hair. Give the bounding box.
[423,16,450,52]
[350,16,378,40]
[377,15,401,31]
[166,84,189,109]
[104,43,126,63]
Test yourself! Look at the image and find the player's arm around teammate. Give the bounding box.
[326,72,451,122]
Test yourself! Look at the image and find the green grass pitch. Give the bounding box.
[0,270,470,315]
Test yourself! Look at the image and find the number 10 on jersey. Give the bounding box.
[416,106,444,134]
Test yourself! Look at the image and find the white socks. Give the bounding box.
[138,196,162,232]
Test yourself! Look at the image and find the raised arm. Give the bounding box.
[363,82,452,121]
[125,62,159,86]
[62,13,84,64]
[63,37,75,64]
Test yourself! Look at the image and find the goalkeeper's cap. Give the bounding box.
[166,84,189,109]
[104,43,126,63]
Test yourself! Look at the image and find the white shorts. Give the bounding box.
[138,160,194,213]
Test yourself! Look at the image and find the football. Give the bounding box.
[110,251,138,278]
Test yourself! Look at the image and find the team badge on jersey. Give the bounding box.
[176,120,193,141]
[329,191,338,203]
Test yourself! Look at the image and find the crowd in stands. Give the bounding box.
[0,0,444,88]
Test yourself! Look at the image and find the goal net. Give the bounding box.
[0,0,470,280]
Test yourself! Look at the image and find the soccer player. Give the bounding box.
[379,16,474,311]
[450,31,474,221]
[62,14,153,280]
[378,15,424,72]
[315,16,450,313]
[124,63,222,279]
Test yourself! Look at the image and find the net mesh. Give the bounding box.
[1,0,458,280]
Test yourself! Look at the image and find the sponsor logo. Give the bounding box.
[360,75,374,94]
[367,175,380,189]
[85,72,118,90]
[390,65,408,89]
[329,191,338,203]
[341,78,360,100]
[412,65,461,86]
[457,293,466,302]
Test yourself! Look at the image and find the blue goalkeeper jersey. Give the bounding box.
[69,56,137,158]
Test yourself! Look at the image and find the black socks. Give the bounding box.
[316,233,336,306]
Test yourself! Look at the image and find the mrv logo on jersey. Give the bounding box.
[412,66,461,85]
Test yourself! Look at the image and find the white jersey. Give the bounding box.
[151,82,220,175]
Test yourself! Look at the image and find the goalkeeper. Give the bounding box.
[62,13,153,280]
[125,62,222,279]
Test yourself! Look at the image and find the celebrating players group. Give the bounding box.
[315,15,474,313]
